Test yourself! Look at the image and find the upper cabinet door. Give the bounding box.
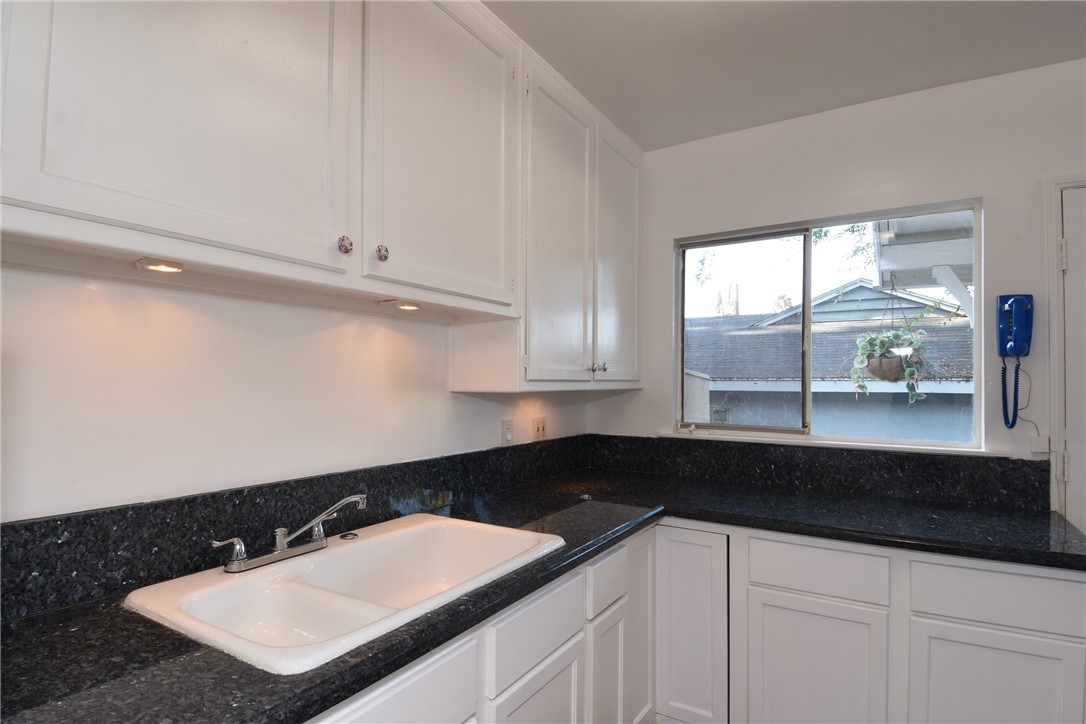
[1,1,355,274]
[594,122,641,382]
[524,62,595,382]
[363,2,519,306]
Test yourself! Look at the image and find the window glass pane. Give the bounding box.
[809,210,974,442]
[682,234,805,428]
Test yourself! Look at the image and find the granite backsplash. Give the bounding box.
[0,434,1049,621]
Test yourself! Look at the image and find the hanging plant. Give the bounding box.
[850,328,928,404]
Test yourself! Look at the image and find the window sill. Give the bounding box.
[661,427,1023,458]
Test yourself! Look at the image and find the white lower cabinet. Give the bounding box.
[587,596,628,723]
[747,587,888,723]
[310,526,655,724]
[583,523,655,724]
[621,527,656,724]
[731,526,1086,724]
[308,634,478,724]
[486,632,587,723]
[655,522,729,724]
[908,617,1086,724]
[745,535,891,724]
[310,519,1085,724]
[907,560,1086,723]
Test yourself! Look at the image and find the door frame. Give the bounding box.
[1045,175,1086,519]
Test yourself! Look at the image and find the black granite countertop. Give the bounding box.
[4,469,1085,723]
[537,470,1086,570]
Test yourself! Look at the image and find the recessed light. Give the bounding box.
[136,257,184,273]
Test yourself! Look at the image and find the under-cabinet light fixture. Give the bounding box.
[136,257,184,274]
[376,298,421,311]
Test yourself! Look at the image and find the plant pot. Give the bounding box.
[866,355,905,382]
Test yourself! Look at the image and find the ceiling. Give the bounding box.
[485,1,1086,151]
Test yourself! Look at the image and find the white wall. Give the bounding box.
[0,267,588,522]
[5,61,1083,523]
[588,60,1086,462]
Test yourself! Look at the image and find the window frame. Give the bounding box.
[674,201,983,452]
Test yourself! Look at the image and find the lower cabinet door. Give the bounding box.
[747,586,889,724]
[587,596,629,724]
[908,617,1086,724]
[307,635,476,723]
[623,527,655,724]
[655,525,728,724]
[485,632,586,724]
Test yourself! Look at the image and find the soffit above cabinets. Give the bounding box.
[484,1,1086,151]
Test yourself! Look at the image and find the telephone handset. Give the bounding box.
[996,294,1033,428]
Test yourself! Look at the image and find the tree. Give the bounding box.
[813,223,873,267]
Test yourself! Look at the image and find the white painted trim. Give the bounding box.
[1045,175,1086,515]
[659,429,999,457]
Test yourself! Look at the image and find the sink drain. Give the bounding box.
[340,532,359,540]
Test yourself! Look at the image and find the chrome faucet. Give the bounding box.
[211,494,367,573]
[274,494,367,551]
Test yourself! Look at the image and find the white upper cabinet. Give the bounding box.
[362,1,519,307]
[2,1,355,275]
[524,62,596,382]
[594,120,641,382]
[3,0,637,328]
[448,53,643,392]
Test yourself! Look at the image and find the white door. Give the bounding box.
[362,1,518,306]
[623,528,655,724]
[655,526,728,724]
[486,633,586,724]
[2,1,354,273]
[1061,185,1086,532]
[524,62,595,382]
[747,587,889,723]
[587,596,628,724]
[908,617,1086,723]
[594,123,641,383]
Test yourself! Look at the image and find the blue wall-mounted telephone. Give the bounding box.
[996,294,1033,428]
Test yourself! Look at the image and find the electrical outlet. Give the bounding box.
[532,416,547,441]
[501,418,514,447]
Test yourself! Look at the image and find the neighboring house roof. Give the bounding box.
[755,278,961,326]
[684,282,973,382]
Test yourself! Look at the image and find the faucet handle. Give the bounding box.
[211,537,247,562]
[310,512,337,541]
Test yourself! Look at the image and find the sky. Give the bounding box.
[684,225,878,318]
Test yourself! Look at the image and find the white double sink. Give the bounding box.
[124,514,564,674]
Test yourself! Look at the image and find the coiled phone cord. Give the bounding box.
[1001,356,1021,428]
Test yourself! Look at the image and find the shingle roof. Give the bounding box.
[684,316,974,381]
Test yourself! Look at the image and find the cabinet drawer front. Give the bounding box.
[749,536,890,606]
[485,571,585,698]
[911,561,1086,637]
[586,543,629,619]
[308,635,476,723]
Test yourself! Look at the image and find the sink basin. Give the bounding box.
[124,514,564,674]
